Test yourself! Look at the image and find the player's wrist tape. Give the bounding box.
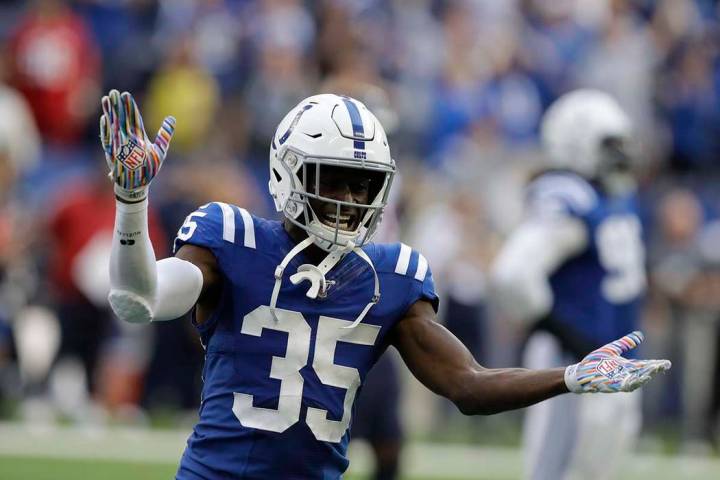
[114,184,147,203]
[564,363,582,393]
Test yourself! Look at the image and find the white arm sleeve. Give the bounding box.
[108,199,203,323]
[489,215,588,323]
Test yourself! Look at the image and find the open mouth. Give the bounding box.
[319,211,358,231]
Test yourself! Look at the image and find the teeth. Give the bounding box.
[327,214,351,221]
[322,213,353,229]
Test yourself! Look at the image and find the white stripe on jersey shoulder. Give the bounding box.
[530,173,597,213]
[394,243,412,275]
[414,253,428,281]
[200,202,256,248]
[394,244,428,281]
[236,206,256,249]
[214,202,236,243]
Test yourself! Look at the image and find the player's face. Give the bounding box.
[597,135,637,195]
[305,165,379,232]
[600,136,633,173]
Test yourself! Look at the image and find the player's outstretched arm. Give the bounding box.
[102,89,205,323]
[391,301,670,415]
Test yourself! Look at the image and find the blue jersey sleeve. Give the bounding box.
[525,172,598,219]
[174,203,224,254]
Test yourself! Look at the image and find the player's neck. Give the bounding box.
[283,219,327,264]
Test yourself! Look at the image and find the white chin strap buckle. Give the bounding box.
[290,265,327,299]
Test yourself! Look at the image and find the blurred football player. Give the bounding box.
[101,89,669,479]
[491,89,648,480]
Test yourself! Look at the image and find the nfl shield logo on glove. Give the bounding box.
[117,137,146,170]
[597,358,624,379]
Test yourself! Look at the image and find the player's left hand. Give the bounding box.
[100,89,175,202]
[564,331,671,393]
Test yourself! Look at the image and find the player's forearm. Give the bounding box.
[454,367,568,415]
[110,198,157,297]
[109,198,203,322]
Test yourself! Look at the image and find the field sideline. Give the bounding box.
[0,422,719,479]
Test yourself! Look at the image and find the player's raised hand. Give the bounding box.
[100,89,175,202]
[564,331,671,393]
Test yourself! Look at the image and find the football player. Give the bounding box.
[491,89,649,480]
[102,89,669,479]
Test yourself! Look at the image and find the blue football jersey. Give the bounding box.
[173,202,438,480]
[526,172,646,353]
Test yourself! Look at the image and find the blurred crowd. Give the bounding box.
[0,0,720,452]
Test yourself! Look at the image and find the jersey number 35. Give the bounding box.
[232,306,380,443]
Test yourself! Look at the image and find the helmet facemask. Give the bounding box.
[279,147,395,252]
[596,135,638,196]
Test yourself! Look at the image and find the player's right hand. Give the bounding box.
[564,331,671,394]
[100,89,175,202]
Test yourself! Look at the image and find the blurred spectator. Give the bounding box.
[0,45,40,175]
[74,0,160,93]
[574,0,660,153]
[155,0,250,94]
[6,0,100,145]
[388,0,443,155]
[145,34,221,155]
[650,188,720,449]
[243,0,317,156]
[521,0,595,100]
[425,1,491,159]
[244,42,313,161]
[657,32,720,171]
[253,0,315,53]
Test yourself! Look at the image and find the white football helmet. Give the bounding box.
[540,89,634,182]
[268,94,396,251]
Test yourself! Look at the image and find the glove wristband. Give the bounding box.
[114,184,147,204]
[564,363,582,393]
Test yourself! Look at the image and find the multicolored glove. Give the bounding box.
[100,89,175,202]
[564,331,671,393]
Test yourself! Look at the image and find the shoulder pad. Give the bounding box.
[174,202,257,253]
[371,242,430,282]
[526,172,598,217]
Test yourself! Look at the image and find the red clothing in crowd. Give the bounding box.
[8,8,100,144]
[48,182,167,302]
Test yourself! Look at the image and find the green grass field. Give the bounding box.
[0,455,442,480]
[1,422,719,479]
[1,456,177,480]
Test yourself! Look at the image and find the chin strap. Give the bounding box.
[269,237,380,328]
[270,235,316,321]
[345,248,380,329]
